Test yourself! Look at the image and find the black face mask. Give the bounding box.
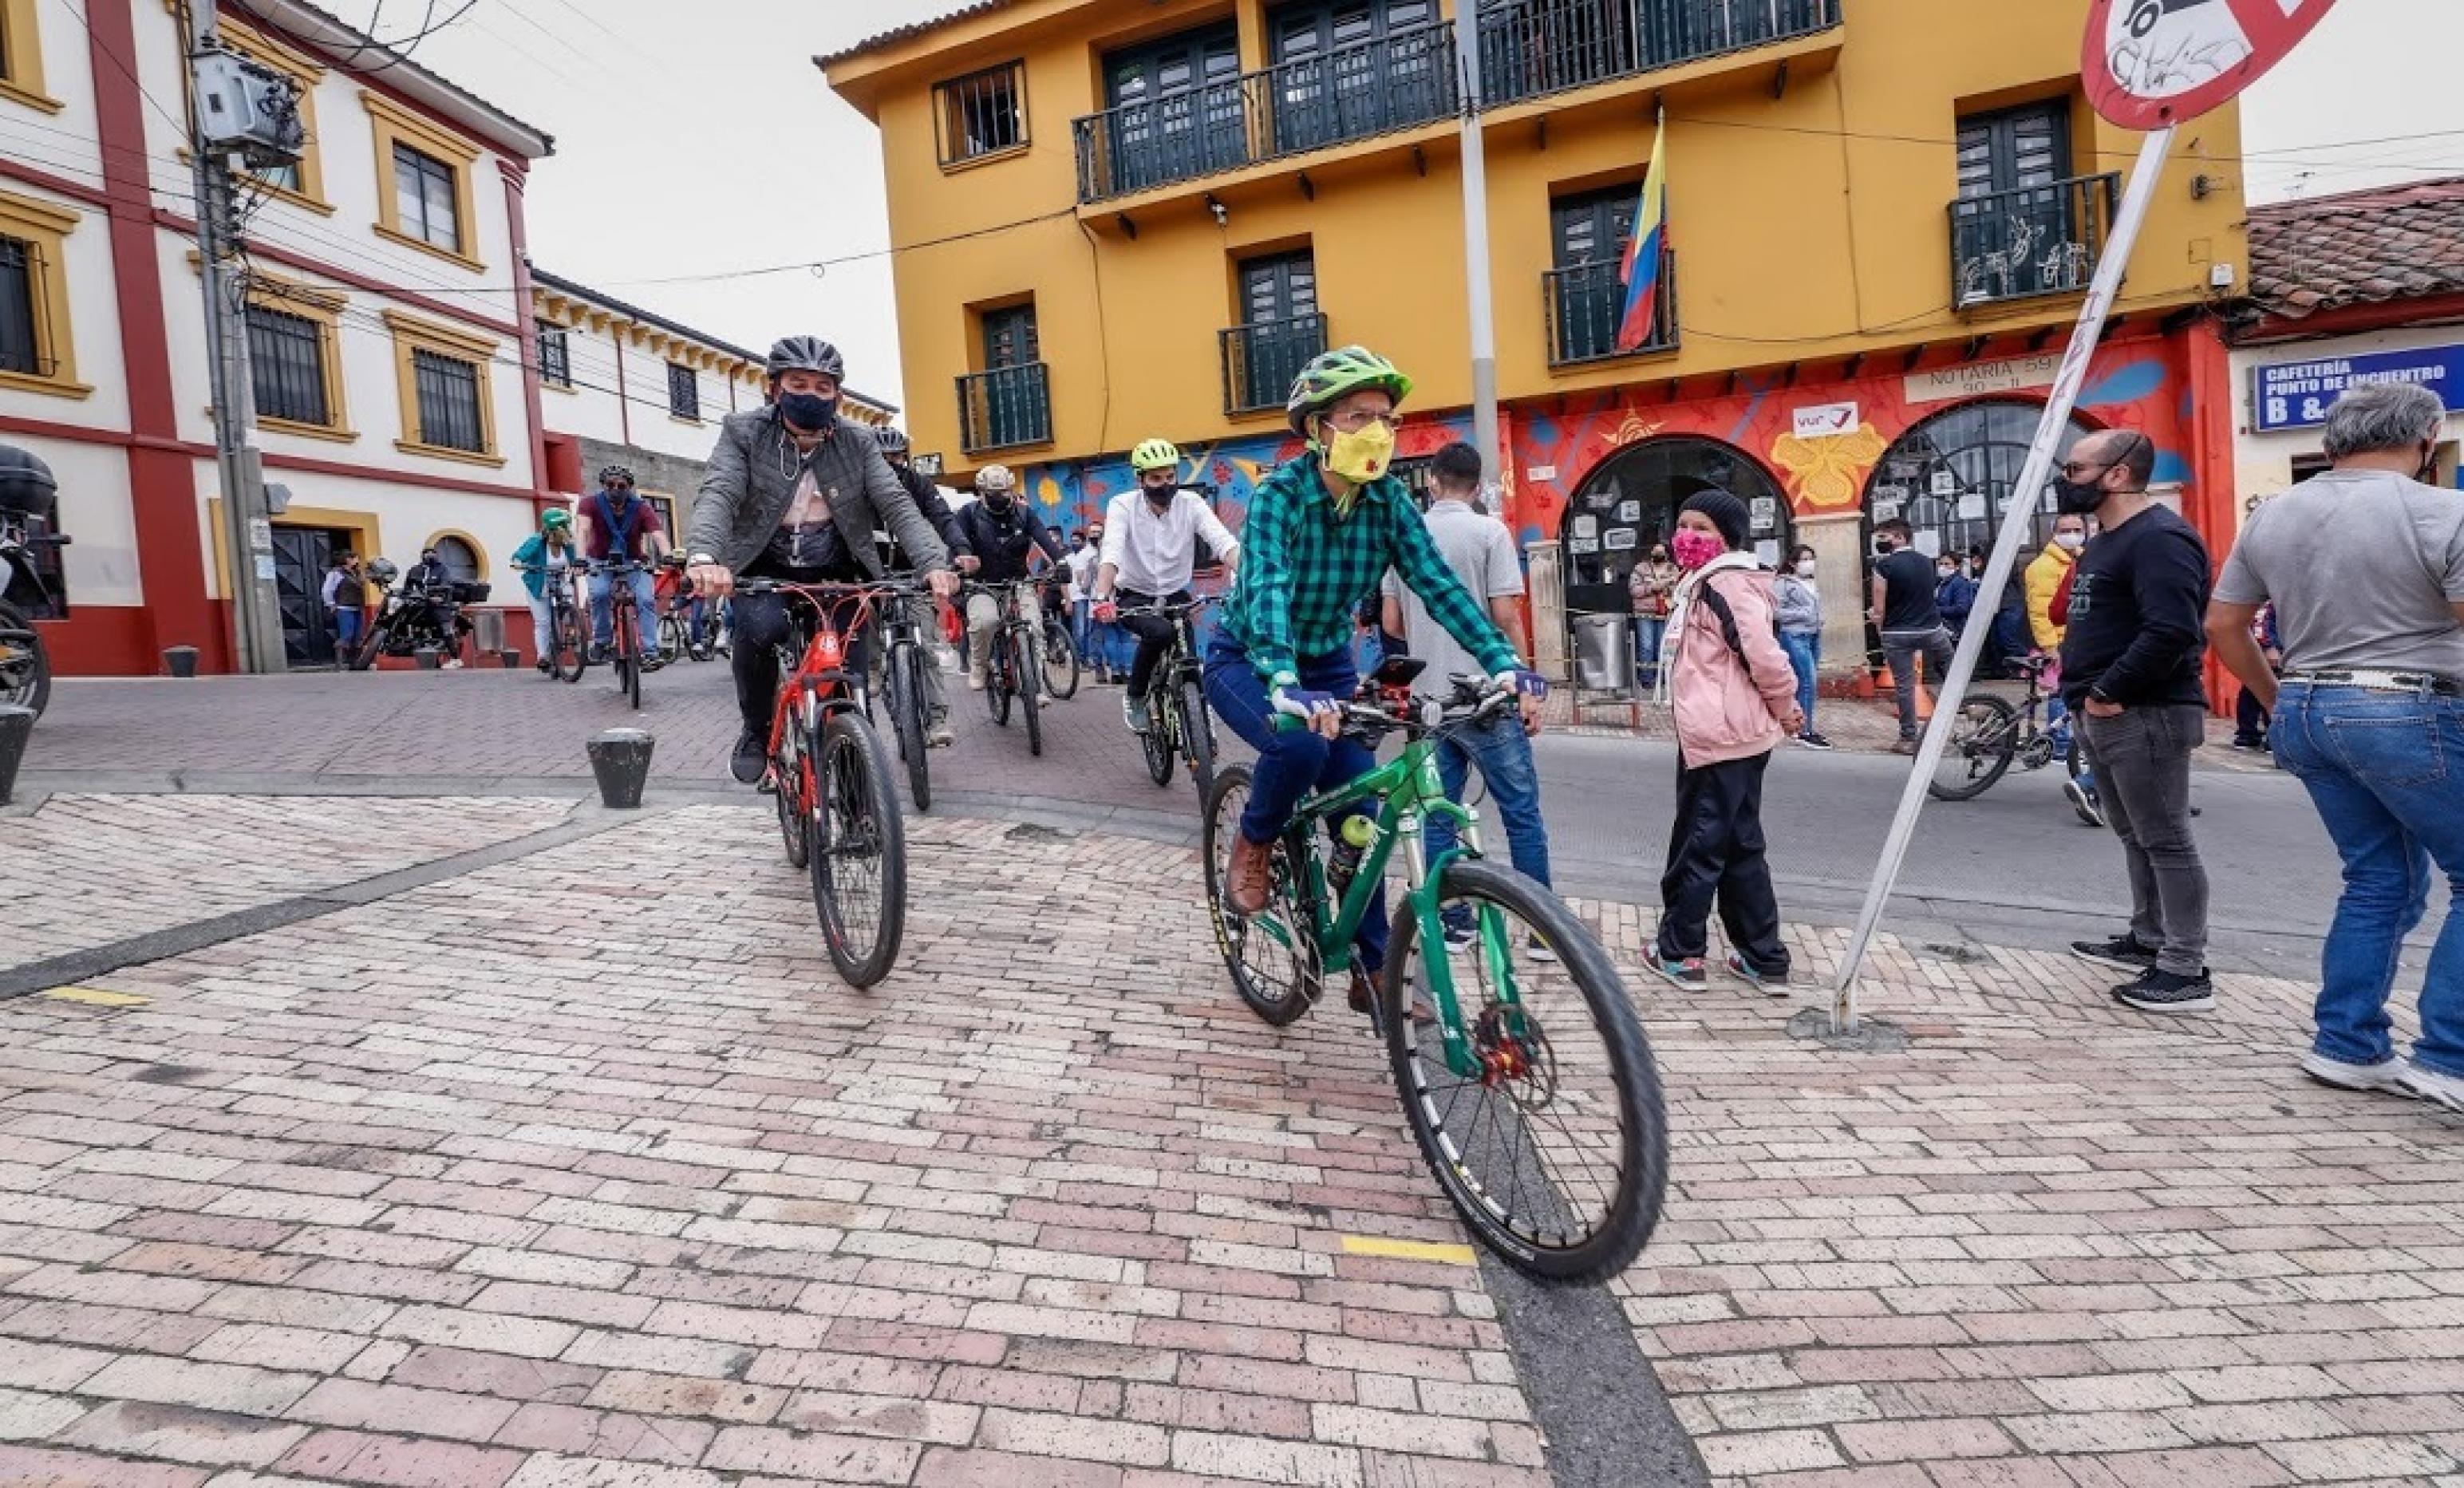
[1143,484,1175,507]
[1872,537,1893,556]
[777,391,838,433]
[2051,473,2107,515]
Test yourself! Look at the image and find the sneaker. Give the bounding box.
[1441,917,1475,949]
[1650,954,1708,992]
[1724,952,1791,996]
[2072,933,2159,972]
[926,720,955,748]
[730,729,768,786]
[2301,1051,2409,1094]
[2397,1062,2464,1113]
[2113,966,2214,1012]
[966,674,986,692]
[2064,777,2106,829]
[535,658,551,674]
[1124,693,1152,732]
[1797,731,1834,752]
[1527,936,1558,964]
[2230,736,2265,752]
[1890,738,1918,756]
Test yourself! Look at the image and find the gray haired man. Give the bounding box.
[2208,382,2464,1113]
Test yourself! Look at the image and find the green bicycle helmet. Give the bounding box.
[1129,437,1180,475]
[1286,345,1413,441]
[541,508,571,531]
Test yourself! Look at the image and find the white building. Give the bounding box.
[529,267,894,552]
[2229,179,2464,537]
[0,0,557,670]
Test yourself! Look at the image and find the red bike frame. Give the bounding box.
[757,582,890,791]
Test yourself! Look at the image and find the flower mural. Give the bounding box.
[1770,422,1889,512]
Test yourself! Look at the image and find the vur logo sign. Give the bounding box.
[2083,0,2340,129]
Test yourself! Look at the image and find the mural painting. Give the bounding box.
[1013,417,1477,537]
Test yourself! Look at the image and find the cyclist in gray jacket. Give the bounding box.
[685,336,958,784]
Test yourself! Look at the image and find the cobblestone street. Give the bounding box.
[0,750,2458,1486]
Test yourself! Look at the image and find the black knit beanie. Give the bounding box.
[1679,487,1751,550]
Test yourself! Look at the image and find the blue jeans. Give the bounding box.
[1633,616,1667,685]
[589,567,657,654]
[1202,638,1385,973]
[2272,685,2464,1078]
[333,606,362,653]
[1427,716,1552,890]
[1072,599,1096,664]
[1779,630,1818,732]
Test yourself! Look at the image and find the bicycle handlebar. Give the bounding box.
[1113,597,1218,620]
[1338,676,1518,739]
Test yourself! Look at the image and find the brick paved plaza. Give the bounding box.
[0,768,2456,1486]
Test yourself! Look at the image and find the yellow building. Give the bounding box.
[820,0,2246,674]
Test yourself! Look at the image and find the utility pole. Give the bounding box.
[187,0,287,673]
[1451,10,1499,484]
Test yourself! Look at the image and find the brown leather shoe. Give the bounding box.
[1350,966,1435,1024]
[1226,834,1273,916]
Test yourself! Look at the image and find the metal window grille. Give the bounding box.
[0,235,39,377]
[247,304,329,426]
[667,361,699,420]
[936,62,1027,166]
[392,142,460,251]
[412,347,486,452]
[955,363,1052,454]
[536,322,570,386]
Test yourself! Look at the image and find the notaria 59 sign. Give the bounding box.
[2083,0,2341,129]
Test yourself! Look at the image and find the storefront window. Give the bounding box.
[1864,400,2090,562]
[1559,436,1789,617]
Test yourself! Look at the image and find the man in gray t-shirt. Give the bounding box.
[1379,444,1552,898]
[2206,381,2464,1114]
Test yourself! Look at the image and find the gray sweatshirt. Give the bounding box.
[1774,571,1822,635]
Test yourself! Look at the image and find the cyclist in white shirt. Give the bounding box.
[1092,438,1241,732]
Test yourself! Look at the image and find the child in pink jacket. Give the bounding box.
[1651,488,1803,993]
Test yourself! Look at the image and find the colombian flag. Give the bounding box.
[1615,112,1668,353]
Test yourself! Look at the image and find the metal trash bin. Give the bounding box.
[470,606,506,655]
[1573,613,1633,693]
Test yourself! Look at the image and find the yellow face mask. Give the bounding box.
[1320,420,1396,489]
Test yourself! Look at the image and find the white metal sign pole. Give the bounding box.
[1830,124,2177,1034]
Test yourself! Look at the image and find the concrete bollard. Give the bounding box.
[586,728,654,809]
[413,645,442,671]
[162,645,199,679]
[499,648,522,669]
[0,705,30,806]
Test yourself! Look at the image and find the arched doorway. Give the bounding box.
[1559,436,1791,618]
[1862,400,2093,562]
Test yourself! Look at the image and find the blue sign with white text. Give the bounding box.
[2253,345,2464,432]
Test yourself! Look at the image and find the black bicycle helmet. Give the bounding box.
[597,464,635,487]
[766,335,845,381]
[872,425,910,456]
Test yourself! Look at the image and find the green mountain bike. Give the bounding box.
[1201,657,1667,1282]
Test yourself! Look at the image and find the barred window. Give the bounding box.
[412,347,485,453]
[667,361,698,420]
[247,304,330,427]
[536,321,570,387]
[935,61,1027,167]
[0,235,37,376]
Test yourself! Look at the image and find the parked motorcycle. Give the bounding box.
[0,444,62,718]
[346,561,487,671]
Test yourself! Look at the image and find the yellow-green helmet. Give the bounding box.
[1287,345,1413,441]
[1129,438,1180,475]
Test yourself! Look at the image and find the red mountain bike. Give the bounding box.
[739,578,907,988]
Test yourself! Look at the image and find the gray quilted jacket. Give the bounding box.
[687,406,950,575]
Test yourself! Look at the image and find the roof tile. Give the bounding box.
[2249,176,2464,319]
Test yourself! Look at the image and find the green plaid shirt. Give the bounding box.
[1219,456,1520,684]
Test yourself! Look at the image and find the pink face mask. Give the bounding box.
[1669,529,1727,571]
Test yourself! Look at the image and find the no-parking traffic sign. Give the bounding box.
[2083,0,2341,129]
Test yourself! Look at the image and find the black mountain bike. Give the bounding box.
[1123,598,1218,803]
[1929,654,2103,826]
[588,559,661,711]
[974,581,1047,757]
[1040,612,1080,701]
[868,578,938,811]
[515,563,586,683]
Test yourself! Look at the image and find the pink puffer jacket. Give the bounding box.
[1669,566,1801,765]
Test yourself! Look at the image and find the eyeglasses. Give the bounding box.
[606,482,634,492]
[1323,409,1402,434]
[2057,460,2107,478]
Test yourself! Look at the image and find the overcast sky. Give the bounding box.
[328,0,962,412]
[341,0,2458,419]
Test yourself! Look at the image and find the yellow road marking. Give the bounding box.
[1341,1234,1478,1266]
[39,986,151,1007]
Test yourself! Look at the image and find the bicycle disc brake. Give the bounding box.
[1474,1005,1559,1108]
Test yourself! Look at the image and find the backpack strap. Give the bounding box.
[1694,575,1779,693]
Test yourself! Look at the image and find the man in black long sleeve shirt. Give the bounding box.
[2056,428,2214,1011]
[956,464,1067,693]
[875,427,969,745]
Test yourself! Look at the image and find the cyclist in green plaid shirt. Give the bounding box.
[1206,345,1550,1015]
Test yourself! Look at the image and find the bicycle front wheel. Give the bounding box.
[811,710,906,988]
[1042,621,1080,700]
[1386,859,1666,1282]
[1180,678,1216,803]
[551,606,586,683]
[1019,630,1044,758]
[1927,695,2016,801]
[1202,764,1322,1025]
[893,645,931,813]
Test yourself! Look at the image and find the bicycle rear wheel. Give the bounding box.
[811,710,906,988]
[1926,695,2016,801]
[1042,620,1080,700]
[1020,630,1044,758]
[892,645,931,813]
[551,605,586,683]
[1202,764,1322,1026]
[1385,860,1666,1282]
